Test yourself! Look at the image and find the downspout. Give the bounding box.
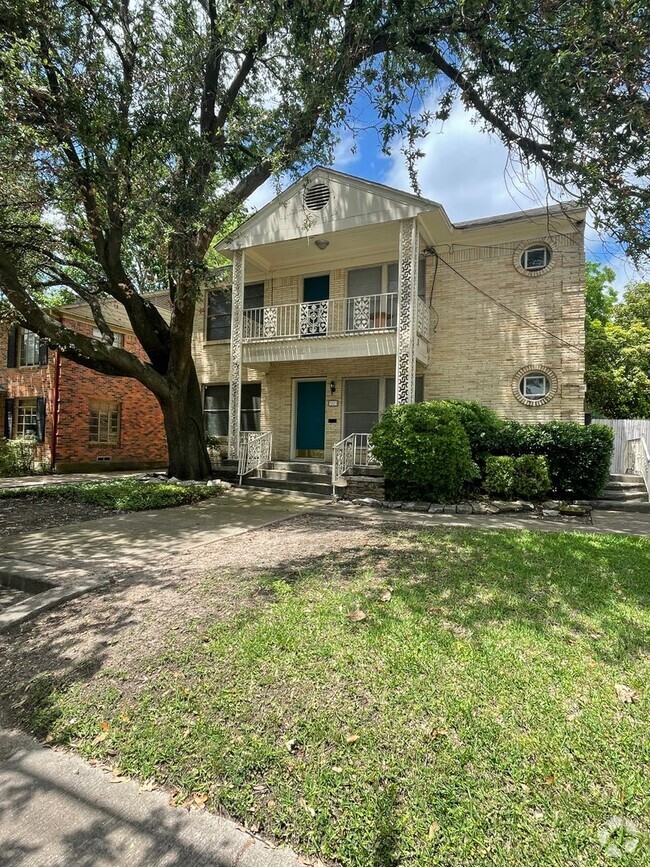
[50,347,61,472]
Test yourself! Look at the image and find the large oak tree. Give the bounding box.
[1,0,648,477]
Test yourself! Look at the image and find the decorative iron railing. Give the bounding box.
[331,432,380,495]
[624,437,650,501]
[242,293,408,342]
[238,430,272,484]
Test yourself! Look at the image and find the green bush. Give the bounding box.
[0,480,225,511]
[0,436,39,476]
[443,401,505,472]
[483,456,515,498]
[498,421,613,498]
[370,402,478,502]
[513,454,552,500]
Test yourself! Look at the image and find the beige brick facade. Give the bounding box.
[194,174,586,462]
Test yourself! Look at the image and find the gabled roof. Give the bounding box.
[218,167,450,253]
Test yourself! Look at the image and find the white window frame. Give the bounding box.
[18,329,40,367]
[15,398,38,437]
[519,372,551,401]
[89,401,121,445]
[92,328,124,348]
[520,245,552,272]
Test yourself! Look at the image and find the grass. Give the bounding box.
[0,479,225,511]
[18,528,650,866]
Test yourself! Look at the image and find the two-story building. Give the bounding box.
[1,300,168,474]
[193,168,585,479]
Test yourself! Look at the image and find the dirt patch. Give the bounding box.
[0,512,398,725]
[0,496,113,536]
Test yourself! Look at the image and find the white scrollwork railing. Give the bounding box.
[242,293,398,342]
[624,437,650,501]
[416,297,430,340]
[331,433,380,494]
[238,430,272,483]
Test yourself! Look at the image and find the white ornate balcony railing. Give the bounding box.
[331,432,380,494]
[624,437,650,501]
[243,293,399,342]
[238,430,272,483]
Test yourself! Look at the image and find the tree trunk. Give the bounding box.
[159,366,212,480]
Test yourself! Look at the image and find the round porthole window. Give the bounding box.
[304,182,331,212]
[514,241,555,276]
[520,244,551,272]
[513,365,558,406]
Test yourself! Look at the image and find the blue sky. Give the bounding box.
[248,102,648,295]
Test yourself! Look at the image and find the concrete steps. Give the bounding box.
[578,473,649,511]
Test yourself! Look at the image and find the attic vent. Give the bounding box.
[304,182,330,212]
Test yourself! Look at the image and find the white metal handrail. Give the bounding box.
[238,430,272,483]
[243,293,398,342]
[624,437,650,502]
[331,432,379,494]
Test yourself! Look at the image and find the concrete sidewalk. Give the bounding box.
[0,470,145,489]
[0,489,322,630]
[0,728,301,867]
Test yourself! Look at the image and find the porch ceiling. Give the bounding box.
[241,221,404,279]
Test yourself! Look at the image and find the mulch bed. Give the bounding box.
[0,495,113,537]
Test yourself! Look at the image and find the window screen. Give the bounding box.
[204,383,261,436]
[344,378,380,436]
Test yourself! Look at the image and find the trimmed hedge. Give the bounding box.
[498,421,613,499]
[484,455,551,500]
[443,400,505,472]
[370,402,478,501]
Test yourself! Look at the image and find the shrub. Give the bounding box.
[370,402,478,501]
[0,480,225,511]
[0,436,38,476]
[498,421,613,498]
[483,456,515,498]
[443,401,505,472]
[514,454,552,500]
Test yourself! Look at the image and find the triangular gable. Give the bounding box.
[218,167,448,252]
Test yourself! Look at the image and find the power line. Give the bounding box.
[426,247,585,356]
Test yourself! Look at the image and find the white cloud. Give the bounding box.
[383,102,649,291]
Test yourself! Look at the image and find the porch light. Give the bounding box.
[329,380,336,394]
[314,238,329,251]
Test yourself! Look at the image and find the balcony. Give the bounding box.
[241,293,430,364]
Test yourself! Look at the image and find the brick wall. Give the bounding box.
[1,317,167,473]
[192,216,586,462]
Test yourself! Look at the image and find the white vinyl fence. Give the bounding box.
[596,419,650,474]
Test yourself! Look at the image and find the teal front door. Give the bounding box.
[295,380,326,458]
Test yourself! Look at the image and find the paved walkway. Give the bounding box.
[1,490,649,865]
[0,470,146,489]
[0,728,300,867]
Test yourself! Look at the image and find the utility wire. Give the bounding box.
[426,247,585,356]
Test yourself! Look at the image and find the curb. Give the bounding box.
[0,576,109,632]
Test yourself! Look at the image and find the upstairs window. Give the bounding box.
[520,245,552,272]
[348,261,427,300]
[206,283,264,341]
[92,328,124,348]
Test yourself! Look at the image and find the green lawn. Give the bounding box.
[23,528,649,865]
[0,479,224,510]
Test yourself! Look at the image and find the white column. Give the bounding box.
[395,217,419,404]
[228,248,244,459]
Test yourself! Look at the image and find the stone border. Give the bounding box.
[338,496,593,522]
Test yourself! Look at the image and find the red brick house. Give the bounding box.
[0,301,168,473]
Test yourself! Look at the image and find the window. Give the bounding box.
[520,245,552,272]
[206,283,265,341]
[16,399,38,437]
[92,328,124,348]
[519,372,551,401]
[343,376,424,436]
[204,383,261,437]
[19,330,40,366]
[513,365,558,406]
[89,401,121,444]
[6,327,47,368]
